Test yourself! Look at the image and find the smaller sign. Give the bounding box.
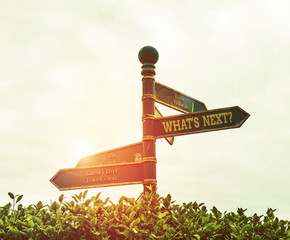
[155,107,174,145]
[155,82,207,113]
[155,106,250,138]
[76,142,142,167]
[50,162,143,191]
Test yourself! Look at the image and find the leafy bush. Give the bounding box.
[1,189,289,239]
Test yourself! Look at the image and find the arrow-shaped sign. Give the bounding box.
[50,162,143,191]
[76,142,142,167]
[155,106,250,138]
[155,81,207,113]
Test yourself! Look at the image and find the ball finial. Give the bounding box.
[138,46,159,64]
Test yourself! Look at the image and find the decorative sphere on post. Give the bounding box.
[138,46,159,65]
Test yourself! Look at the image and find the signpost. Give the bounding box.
[50,162,143,191]
[50,46,250,194]
[155,81,207,113]
[76,142,142,167]
[139,46,159,192]
[155,106,250,138]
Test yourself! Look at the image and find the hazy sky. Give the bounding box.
[1,0,289,220]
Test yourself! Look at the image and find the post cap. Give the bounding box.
[138,46,159,64]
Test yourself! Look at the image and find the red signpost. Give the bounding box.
[50,46,250,193]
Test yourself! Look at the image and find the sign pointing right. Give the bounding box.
[155,106,250,138]
[155,81,207,113]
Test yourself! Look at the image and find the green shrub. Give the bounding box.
[1,190,289,239]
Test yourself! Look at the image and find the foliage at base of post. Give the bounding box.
[0,190,289,240]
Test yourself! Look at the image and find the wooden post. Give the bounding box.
[138,46,159,193]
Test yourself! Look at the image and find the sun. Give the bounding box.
[67,140,97,165]
[74,145,91,159]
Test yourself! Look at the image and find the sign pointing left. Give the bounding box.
[76,142,142,167]
[50,162,143,191]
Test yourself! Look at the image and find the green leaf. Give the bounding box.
[140,214,146,222]
[104,197,110,205]
[72,195,79,203]
[253,235,261,240]
[193,202,199,210]
[213,234,223,238]
[16,195,23,203]
[50,201,60,211]
[83,190,88,199]
[32,216,42,226]
[163,198,170,208]
[70,200,75,207]
[45,225,55,236]
[28,220,35,228]
[157,211,167,219]
[58,194,64,203]
[93,230,101,236]
[18,204,23,211]
[122,213,129,222]
[118,202,123,212]
[15,219,23,228]
[26,228,33,235]
[123,229,130,237]
[10,226,21,236]
[88,208,96,217]
[130,218,140,228]
[85,199,91,207]
[90,218,98,226]
[242,224,250,233]
[95,192,101,200]
[116,224,129,230]
[128,197,135,206]
[165,194,172,203]
[119,196,125,204]
[78,192,83,201]
[237,208,247,216]
[193,234,201,240]
[129,211,136,221]
[211,206,218,215]
[36,201,43,210]
[8,192,15,199]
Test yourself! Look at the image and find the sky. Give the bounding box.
[0,0,289,220]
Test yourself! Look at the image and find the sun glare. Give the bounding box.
[67,141,96,165]
[74,145,91,159]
